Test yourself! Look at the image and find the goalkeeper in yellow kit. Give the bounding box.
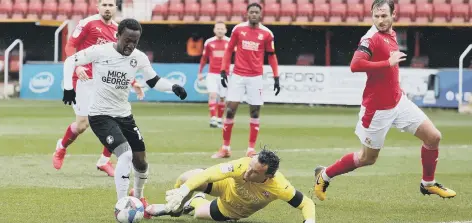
[146,149,316,222]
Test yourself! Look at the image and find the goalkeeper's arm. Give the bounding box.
[287,190,316,223]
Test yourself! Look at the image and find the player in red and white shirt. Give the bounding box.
[53,0,144,177]
[211,3,280,159]
[313,0,456,201]
[198,21,230,128]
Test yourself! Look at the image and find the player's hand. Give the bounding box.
[132,82,145,100]
[273,76,280,96]
[198,73,204,81]
[165,186,190,212]
[62,89,76,105]
[388,51,407,67]
[75,66,89,81]
[172,84,187,100]
[220,70,228,88]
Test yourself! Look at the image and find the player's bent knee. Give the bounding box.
[358,147,379,166]
[425,130,442,149]
[193,202,212,220]
[75,116,89,134]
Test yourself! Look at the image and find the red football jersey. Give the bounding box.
[227,22,275,77]
[356,25,402,110]
[202,36,230,74]
[68,14,118,85]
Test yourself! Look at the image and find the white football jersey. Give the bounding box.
[66,42,156,117]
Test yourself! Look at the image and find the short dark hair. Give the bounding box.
[118,18,142,35]
[257,147,280,176]
[371,0,395,14]
[247,2,262,12]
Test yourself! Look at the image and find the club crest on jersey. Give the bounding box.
[258,34,264,40]
[130,59,137,68]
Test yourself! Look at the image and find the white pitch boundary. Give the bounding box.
[4,144,471,158]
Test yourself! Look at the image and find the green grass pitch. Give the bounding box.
[0,100,471,223]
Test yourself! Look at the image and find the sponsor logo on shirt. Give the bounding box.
[103,70,130,89]
[242,40,260,51]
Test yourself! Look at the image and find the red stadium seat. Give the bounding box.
[167,2,184,21]
[11,1,27,19]
[71,2,87,20]
[215,2,231,22]
[297,0,311,4]
[397,4,416,22]
[200,0,214,4]
[88,3,98,16]
[346,0,361,3]
[265,0,278,4]
[26,0,42,19]
[152,3,168,21]
[330,3,347,22]
[231,2,247,22]
[56,1,72,20]
[0,1,13,19]
[296,3,313,22]
[184,0,197,4]
[347,3,363,22]
[42,1,57,20]
[363,0,373,21]
[313,3,330,22]
[433,3,451,23]
[451,3,470,22]
[450,0,465,3]
[279,2,296,22]
[199,2,215,22]
[183,2,200,22]
[263,3,280,23]
[169,0,182,5]
[415,3,433,23]
[248,0,262,3]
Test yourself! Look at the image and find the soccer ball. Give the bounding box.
[114,196,145,223]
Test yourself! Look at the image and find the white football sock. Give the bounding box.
[114,143,132,200]
[321,171,331,182]
[133,166,148,199]
[96,154,110,166]
[421,179,436,186]
[223,145,230,151]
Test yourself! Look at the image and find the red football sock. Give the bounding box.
[102,146,112,157]
[61,122,79,149]
[217,102,225,118]
[209,101,217,117]
[421,144,438,182]
[325,152,359,178]
[222,118,234,146]
[248,118,260,149]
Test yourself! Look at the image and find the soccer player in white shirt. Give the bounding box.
[61,18,187,219]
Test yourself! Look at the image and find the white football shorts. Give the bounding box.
[226,73,264,106]
[73,79,94,117]
[206,73,227,97]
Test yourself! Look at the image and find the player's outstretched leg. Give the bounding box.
[96,146,114,177]
[247,105,261,157]
[212,102,239,158]
[414,119,456,198]
[314,145,377,201]
[53,116,88,170]
[131,151,151,219]
[113,143,133,200]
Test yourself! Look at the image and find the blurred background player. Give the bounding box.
[313,0,456,201]
[52,0,144,176]
[146,148,316,223]
[198,21,230,128]
[212,3,281,159]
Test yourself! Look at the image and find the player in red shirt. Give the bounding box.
[198,21,230,128]
[211,3,280,159]
[313,0,456,201]
[52,0,144,176]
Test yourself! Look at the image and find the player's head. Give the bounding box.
[244,148,280,182]
[247,3,262,25]
[371,0,395,33]
[97,0,117,21]
[116,18,142,56]
[213,21,227,38]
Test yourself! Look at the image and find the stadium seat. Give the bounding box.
[26,0,42,19]
[297,0,311,4]
[200,0,214,4]
[183,2,199,22]
[432,0,448,3]
[231,2,247,22]
[215,2,231,22]
[42,1,57,20]
[415,3,433,23]
[167,2,184,21]
[397,4,416,22]
[199,2,215,22]
[57,1,72,20]
[330,3,347,22]
[363,0,373,21]
[313,3,330,22]
[169,0,182,5]
[88,3,98,16]
[433,3,451,23]
[451,3,470,22]
[449,0,465,3]
[265,0,278,4]
[184,0,197,4]
[347,3,364,22]
[248,0,262,3]
[296,3,313,22]
[279,2,296,22]
[11,1,27,19]
[0,0,13,19]
[263,3,280,23]
[152,3,168,21]
[71,2,87,20]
